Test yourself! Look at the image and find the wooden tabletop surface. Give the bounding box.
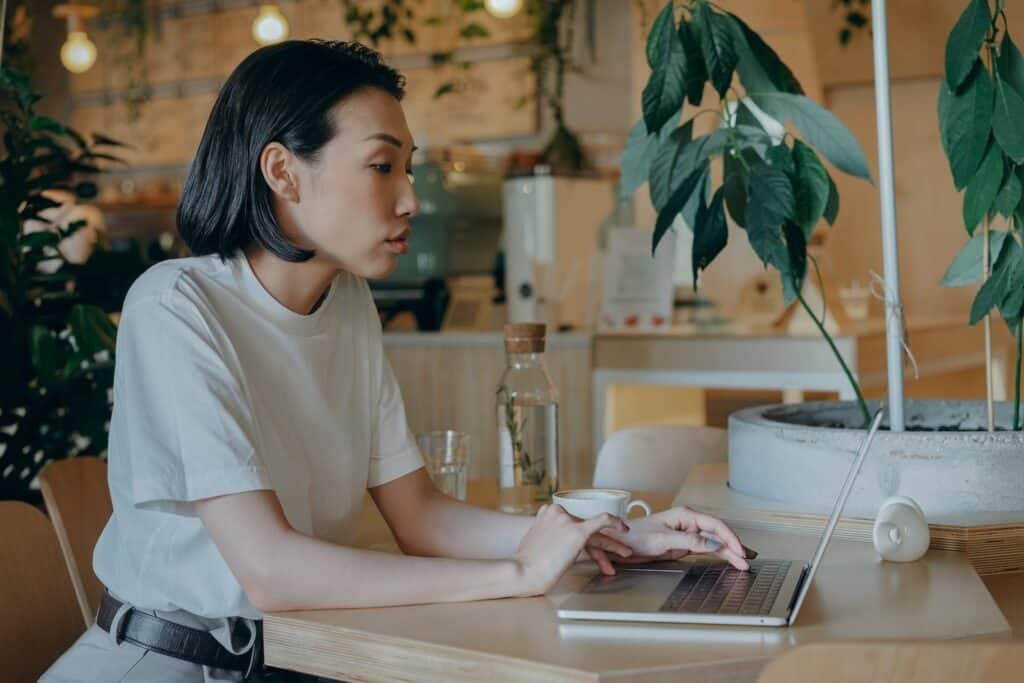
[264,481,1015,683]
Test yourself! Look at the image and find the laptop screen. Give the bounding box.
[787,407,886,624]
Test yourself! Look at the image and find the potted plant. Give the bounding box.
[0,66,124,503]
[623,1,1024,526]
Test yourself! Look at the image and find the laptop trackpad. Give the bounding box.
[574,572,682,612]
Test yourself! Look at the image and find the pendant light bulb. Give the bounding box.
[253,5,289,46]
[484,0,523,19]
[61,30,97,74]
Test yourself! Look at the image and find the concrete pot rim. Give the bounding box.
[729,399,1024,441]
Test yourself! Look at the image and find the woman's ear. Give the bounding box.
[260,142,301,203]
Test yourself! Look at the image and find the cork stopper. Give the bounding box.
[504,322,547,353]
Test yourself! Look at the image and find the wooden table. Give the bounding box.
[264,482,1015,682]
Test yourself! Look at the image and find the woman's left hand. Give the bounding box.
[594,506,750,572]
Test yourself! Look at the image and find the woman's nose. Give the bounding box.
[397,181,419,219]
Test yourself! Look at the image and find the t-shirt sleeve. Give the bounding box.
[368,353,425,487]
[115,297,272,514]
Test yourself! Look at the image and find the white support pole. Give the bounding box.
[871,0,906,431]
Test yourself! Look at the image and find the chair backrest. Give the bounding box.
[0,501,86,682]
[38,456,112,626]
[758,642,1024,683]
[592,424,727,494]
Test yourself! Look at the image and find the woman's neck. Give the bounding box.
[243,245,337,315]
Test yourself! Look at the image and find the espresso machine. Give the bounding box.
[502,170,615,330]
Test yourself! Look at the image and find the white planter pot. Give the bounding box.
[727,400,1024,524]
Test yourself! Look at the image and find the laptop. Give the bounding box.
[557,407,886,627]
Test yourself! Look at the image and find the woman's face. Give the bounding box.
[279,87,419,279]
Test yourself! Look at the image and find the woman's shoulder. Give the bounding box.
[122,255,227,313]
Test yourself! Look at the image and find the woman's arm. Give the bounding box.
[196,486,625,612]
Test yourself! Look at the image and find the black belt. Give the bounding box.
[97,589,262,677]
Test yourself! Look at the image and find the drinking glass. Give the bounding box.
[417,430,471,501]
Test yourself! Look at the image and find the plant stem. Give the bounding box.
[1015,320,1022,430]
[796,290,871,426]
[983,217,995,432]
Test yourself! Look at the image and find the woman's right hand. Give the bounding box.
[512,504,629,596]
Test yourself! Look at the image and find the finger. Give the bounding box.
[664,530,729,556]
[714,546,750,571]
[587,532,633,558]
[587,547,616,575]
[580,512,628,537]
[693,513,745,556]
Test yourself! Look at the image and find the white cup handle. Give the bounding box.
[627,499,651,517]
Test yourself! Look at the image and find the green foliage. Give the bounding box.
[0,68,124,501]
[622,0,872,422]
[939,0,1024,428]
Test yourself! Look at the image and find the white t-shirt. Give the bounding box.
[93,253,424,620]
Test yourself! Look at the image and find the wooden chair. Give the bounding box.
[38,456,112,626]
[592,424,727,494]
[758,642,1024,683]
[0,501,86,682]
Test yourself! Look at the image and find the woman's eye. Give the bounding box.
[371,164,392,174]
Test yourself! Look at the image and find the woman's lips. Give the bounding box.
[385,236,409,254]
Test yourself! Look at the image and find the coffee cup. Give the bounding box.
[552,488,652,520]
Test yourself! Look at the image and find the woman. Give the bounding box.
[42,40,749,682]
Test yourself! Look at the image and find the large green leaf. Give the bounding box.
[994,172,1023,219]
[746,164,795,267]
[693,4,737,98]
[649,121,695,209]
[691,186,728,289]
[728,12,803,96]
[646,2,674,69]
[781,219,808,303]
[945,0,992,92]
[642,5,687,135]
[654,162,708,254]
[620,113,678,201]
[962,143,1003,234]
[993,79,1024,164]
[650,128,726,211]
[999,252,1024,328]
[30,325,57,384]
[681,166,710,231]
[938,61,993,190]
[998,34,1024,100]
[941,231,1009,286]
[792,140,830,239]
[723,150,760,227]
[823,171,839,225]
[678,19,707,106]
[971,238,1022,325]
[749,92,872,181]
[766,144,795,176]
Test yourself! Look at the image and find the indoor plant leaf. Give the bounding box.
[962,143,1004,234]
[691,186,728,288]
[941,231,1010,286]
[792,140,830,239]
[823,171,840,225]
[945,0,992,92]
[642,5,687,135]
[728,11,803,96]
[620,112,679,201]
[748,92,872,181]
[938,60,993,190]
[781,219,808,302]
[693,3,738,98]
[998,33,1024,100]
[645,1,674,69]
[649,120,694,210]
[994,172,1023,219]
[970,238,1022,325]
[992,79,1024,164]
[746,164,795,267]
[678,19,707,107]
[654,162,708,254]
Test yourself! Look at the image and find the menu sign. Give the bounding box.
[599,227,676,331]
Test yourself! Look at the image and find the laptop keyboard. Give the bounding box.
[658,561,791,616]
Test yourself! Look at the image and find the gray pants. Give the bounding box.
[40,600,327,682]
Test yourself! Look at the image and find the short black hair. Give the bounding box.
[177,40,405,261]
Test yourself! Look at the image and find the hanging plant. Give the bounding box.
[621,0,873,423]
[834,0,870,46]
[938,0,1024,429]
